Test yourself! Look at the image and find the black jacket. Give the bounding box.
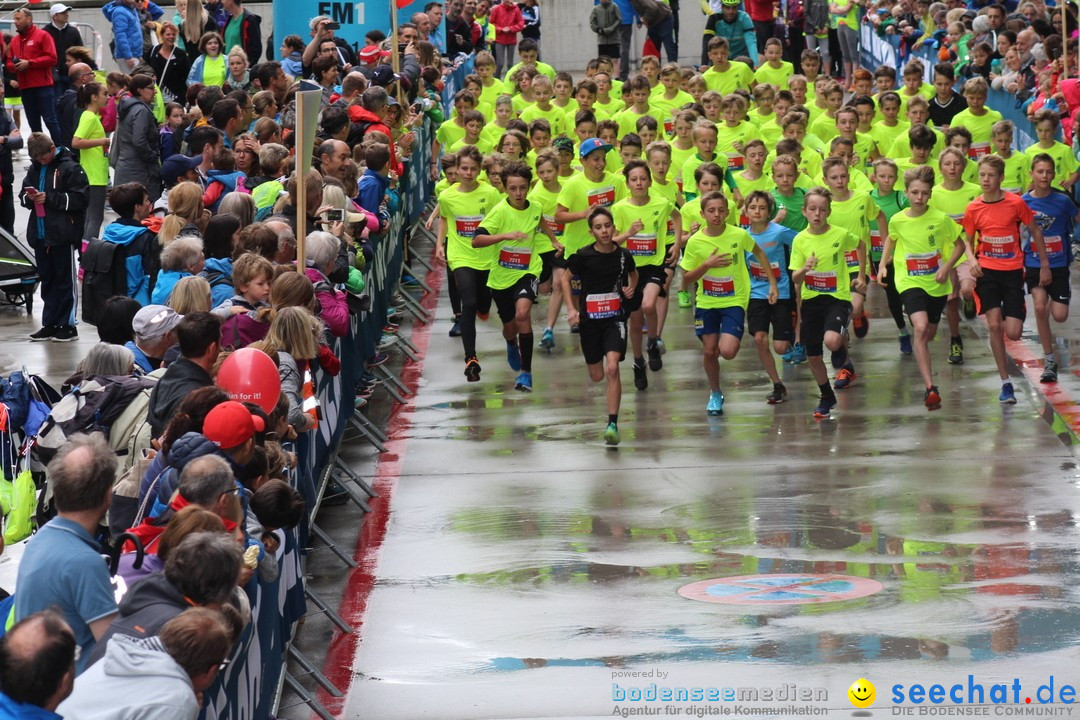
[56,88,79,152]
[146,357,212,437]
[447,16,475,56]
[145,45,190,104]
[85,572,189,668]
[42,22,83,86]
[224,9,262,64]
[20,146,88,248]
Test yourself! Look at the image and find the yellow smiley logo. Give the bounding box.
[848,678,876,708]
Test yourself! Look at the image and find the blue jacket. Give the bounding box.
[124,340,156,374]
[102,0,155,60]
[101,219,156,305]
[150,269,191,305]
[200,257,234,307]
[357,169,391,217]
[205,169,244,212]
[0,693,61,720]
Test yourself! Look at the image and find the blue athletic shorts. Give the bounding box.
[694,306,745,339]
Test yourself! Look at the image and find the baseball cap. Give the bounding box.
[371,65,398,88]
[579,137,612,159]
[50,3,72,15]
[359,45,385,63]
[552,136,575,153]
[161,154,203,188]
[203,401,265,450]
[133,305,182,341]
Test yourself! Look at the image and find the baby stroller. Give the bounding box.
[0,227,38,314]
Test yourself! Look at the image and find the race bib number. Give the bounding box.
[844,249,860,268]
[702,275,736,297]
[664,118,675,136]
[806,271,838,293]
[588,185,616,207]
[456,215,484,238]
[498,245,532,270]
[1044,235,1064,255]
[970,142,990,158]
[585,292,622,319]
[980,234,1016,260]
[543,214,565,238]
[627,233,658,256]
[749,259,781,280]
[666,217,676,237]
[738,212,750,229]
[727,152,745,170]
[905,251,940,276]
[870,230,884,256]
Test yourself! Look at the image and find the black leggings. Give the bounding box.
[884,261,905,330]
[447,265,461,316]
[453,266,492,360]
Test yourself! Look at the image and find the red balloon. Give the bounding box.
[217,347,281,413]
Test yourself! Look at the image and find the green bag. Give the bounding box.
[4,470,35,544]
[346,266,366,295]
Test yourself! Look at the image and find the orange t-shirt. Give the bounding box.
[961,193,1034,271]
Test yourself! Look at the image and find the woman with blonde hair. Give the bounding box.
[179,0,217,53]
[168,275,213,314]
[254,306,324,433]
[159,181,211,245]
[218,191,256,227]
[224,46,251,92]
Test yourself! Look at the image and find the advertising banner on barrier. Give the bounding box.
[273,0,438,56]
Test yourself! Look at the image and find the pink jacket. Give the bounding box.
[305,267,350,337]
[489,2,524,46]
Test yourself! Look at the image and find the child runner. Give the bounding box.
[436,145,504,382]
[992,120,1030,195]
[961,154,1049,404]
[1024,109,1080,192]
[868,158,912,354]
[1021,153,1080,383]
[950,77,1002,160]
[612,159,678,389]
[473,162,558,392]
[790,186,866,418]
[564,206,638,446]
[529,149,566,351]
[929,147,981,365]
[880,165,965,410]
[681,191,778,415]
[678,162,726,308]
[646,141,682,351]
[744,190,797,403]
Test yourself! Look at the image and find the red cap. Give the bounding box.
[203,401,265,449]
[359,45,383,63]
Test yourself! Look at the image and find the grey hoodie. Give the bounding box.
[56,634,199,720]
[591,1,622,44]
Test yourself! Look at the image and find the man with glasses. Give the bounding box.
[14,434,120,674]
[56,62,95,153]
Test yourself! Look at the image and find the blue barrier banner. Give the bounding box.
[273,0,435,56]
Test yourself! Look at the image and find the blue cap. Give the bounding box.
[579,137,613,159]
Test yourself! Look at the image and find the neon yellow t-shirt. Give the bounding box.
[556,170,629,257]
[613,106,664,140]
[829,191,878,272]
[74,110,108,187]
[887,126,945,161]
[715,121,760,173]
[527,180,564,254]
[480,198,546,290]
[869,121,911,156]
[681,153,728,199]
[439,183,504,271]
[703,63,754,95]
[753,61,794,89]
[520,103,568,137]
[612,195,674,268]
[997,151,1032,194]
[436,118,468,148]
[949,108,1003,154]
[1024,141,1079,189]
[680,225,758,309]
[651,89,694,136]
[789,225,860,302]
[888,207,960,296]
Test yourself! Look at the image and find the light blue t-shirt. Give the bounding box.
[15,517,118,673]
[747,222,797,300]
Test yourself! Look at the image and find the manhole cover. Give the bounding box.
[679,573,883,605]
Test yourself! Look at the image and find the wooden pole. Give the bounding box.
[391,0,406,105]
[1063,3,1068,84]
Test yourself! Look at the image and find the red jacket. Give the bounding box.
[489,3,524,46]
[347,105,401,173]
[6,25,57,90]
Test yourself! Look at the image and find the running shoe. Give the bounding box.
[948,341,964,365]
[449,316,462,337]
[852,314,869,338]
[29,325,56,342]
[570,324,580,334]
[540,328,555,351]
[53,326,77,342]
[477,312,490,322]
[813,394,837,419]
[789,342,807,365]
[706,390,725,416]
[603,422,621,446]
[677,290,691,308]
[647,339,663,371]
[368,352,389,368]
[506,340,522,371]
[766,382,787,404]
[963,297,976,319]
[1041,357,1059,384]
[514,371,533,392]
[924,386,942,411]
[655,337,666,355]
[378,334,397,350]
[834,363,856,389]
[354,396,368,409]
[999,382,1016,405]
[633,361,648,390]
[781,346,794,363]
[464,356,481,382]
[401,273,421,288]
[899,333,913,356]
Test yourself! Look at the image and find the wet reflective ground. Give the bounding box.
[343,279,1080,718]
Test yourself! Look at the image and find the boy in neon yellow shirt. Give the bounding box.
[992,119,1030,195]
[614,76,663,140]
[651,63,694,136]
[753,38,793,88]
[702,36,753,95]
[520,75,567,138]
[1024,108,1080,191]
[950,77,1002,159]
